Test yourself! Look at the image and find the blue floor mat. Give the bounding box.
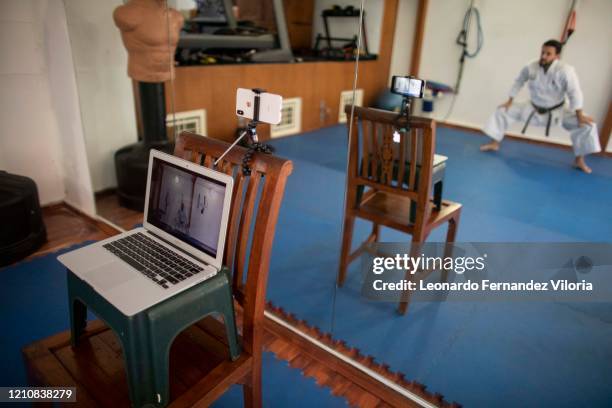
[0,247,347,407]
[266,125,612,407]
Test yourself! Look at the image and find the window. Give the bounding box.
[271,97,302,138]
[338,89,364,123]
[166,109,207,140]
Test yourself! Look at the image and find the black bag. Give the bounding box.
[0,171,47,266]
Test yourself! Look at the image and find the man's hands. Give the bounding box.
[576,110,594,127]
[499,98,513,111]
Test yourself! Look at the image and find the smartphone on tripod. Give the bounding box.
[391,76,426,98]
[236,88,283,125]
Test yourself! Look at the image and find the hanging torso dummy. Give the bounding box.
[113,0,184,83]
[112,0,184,211]
[113,0,184,144]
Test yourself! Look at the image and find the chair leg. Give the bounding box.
[434,180,443,211]
[371,223,380,242]
[441,211,461,283]
[446,211,461,243]
[398,238,423,315]
[69,298,87,347]
[122,336,150,407]
[220,291,241,361]
[150,339,171,407]
[397,285,412,315]
[67,272,87,347]
[121,319,167,408]
[337,214,356,287]
[243,357,262,408]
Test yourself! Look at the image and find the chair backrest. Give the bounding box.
[174,132,293,355]
[345,105,436,230]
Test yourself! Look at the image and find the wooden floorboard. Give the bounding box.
[95,191,143,231]
[24,317,231,407]
[24,204,116,261]
[15,200,450,407]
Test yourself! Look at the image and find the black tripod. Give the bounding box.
[395,96,413,133]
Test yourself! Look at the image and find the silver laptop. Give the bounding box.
[58,149,234,316]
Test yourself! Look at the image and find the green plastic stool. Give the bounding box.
[67,266,241,408]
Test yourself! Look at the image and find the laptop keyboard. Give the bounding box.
[102,232,206,289]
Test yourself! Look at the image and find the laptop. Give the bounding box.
[58,149,234,316]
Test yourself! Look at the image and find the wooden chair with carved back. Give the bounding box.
[337,106,461,315]
[170,132,293,406]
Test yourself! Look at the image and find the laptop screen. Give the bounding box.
[146,157,227,258]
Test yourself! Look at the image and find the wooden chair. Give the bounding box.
[337,106,461,315]
[170,132,293,406]
[65,132,292,407]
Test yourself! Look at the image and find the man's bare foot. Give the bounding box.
[574,156,592,174]
[480,141,500,152]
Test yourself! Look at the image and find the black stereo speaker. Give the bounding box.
[0,171,47,266]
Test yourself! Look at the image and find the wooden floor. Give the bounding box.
[25,317,249,407]
[19,200,454,407]
[95,191,143,231]
[25,204,119,260]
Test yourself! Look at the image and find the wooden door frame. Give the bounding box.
[599,100,612,154]
[409,0,429,76]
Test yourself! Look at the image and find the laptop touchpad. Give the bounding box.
[87,265,137,291]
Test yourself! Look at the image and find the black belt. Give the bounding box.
[521,101,565,136]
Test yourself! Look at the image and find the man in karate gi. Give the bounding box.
[480,39,600,173]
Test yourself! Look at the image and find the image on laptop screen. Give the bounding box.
[146,157,227,258]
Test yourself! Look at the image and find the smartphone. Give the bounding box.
[236,88,283,125]
[391,76,426,98]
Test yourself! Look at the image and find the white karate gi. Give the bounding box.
[483,59,601,156]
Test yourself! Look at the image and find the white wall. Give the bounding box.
[312,0,384,55]
[388,0,418,83]
[63,0,138,193]
[45,0,96,214]
[0,0,95,213]
[412,0,611,146]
